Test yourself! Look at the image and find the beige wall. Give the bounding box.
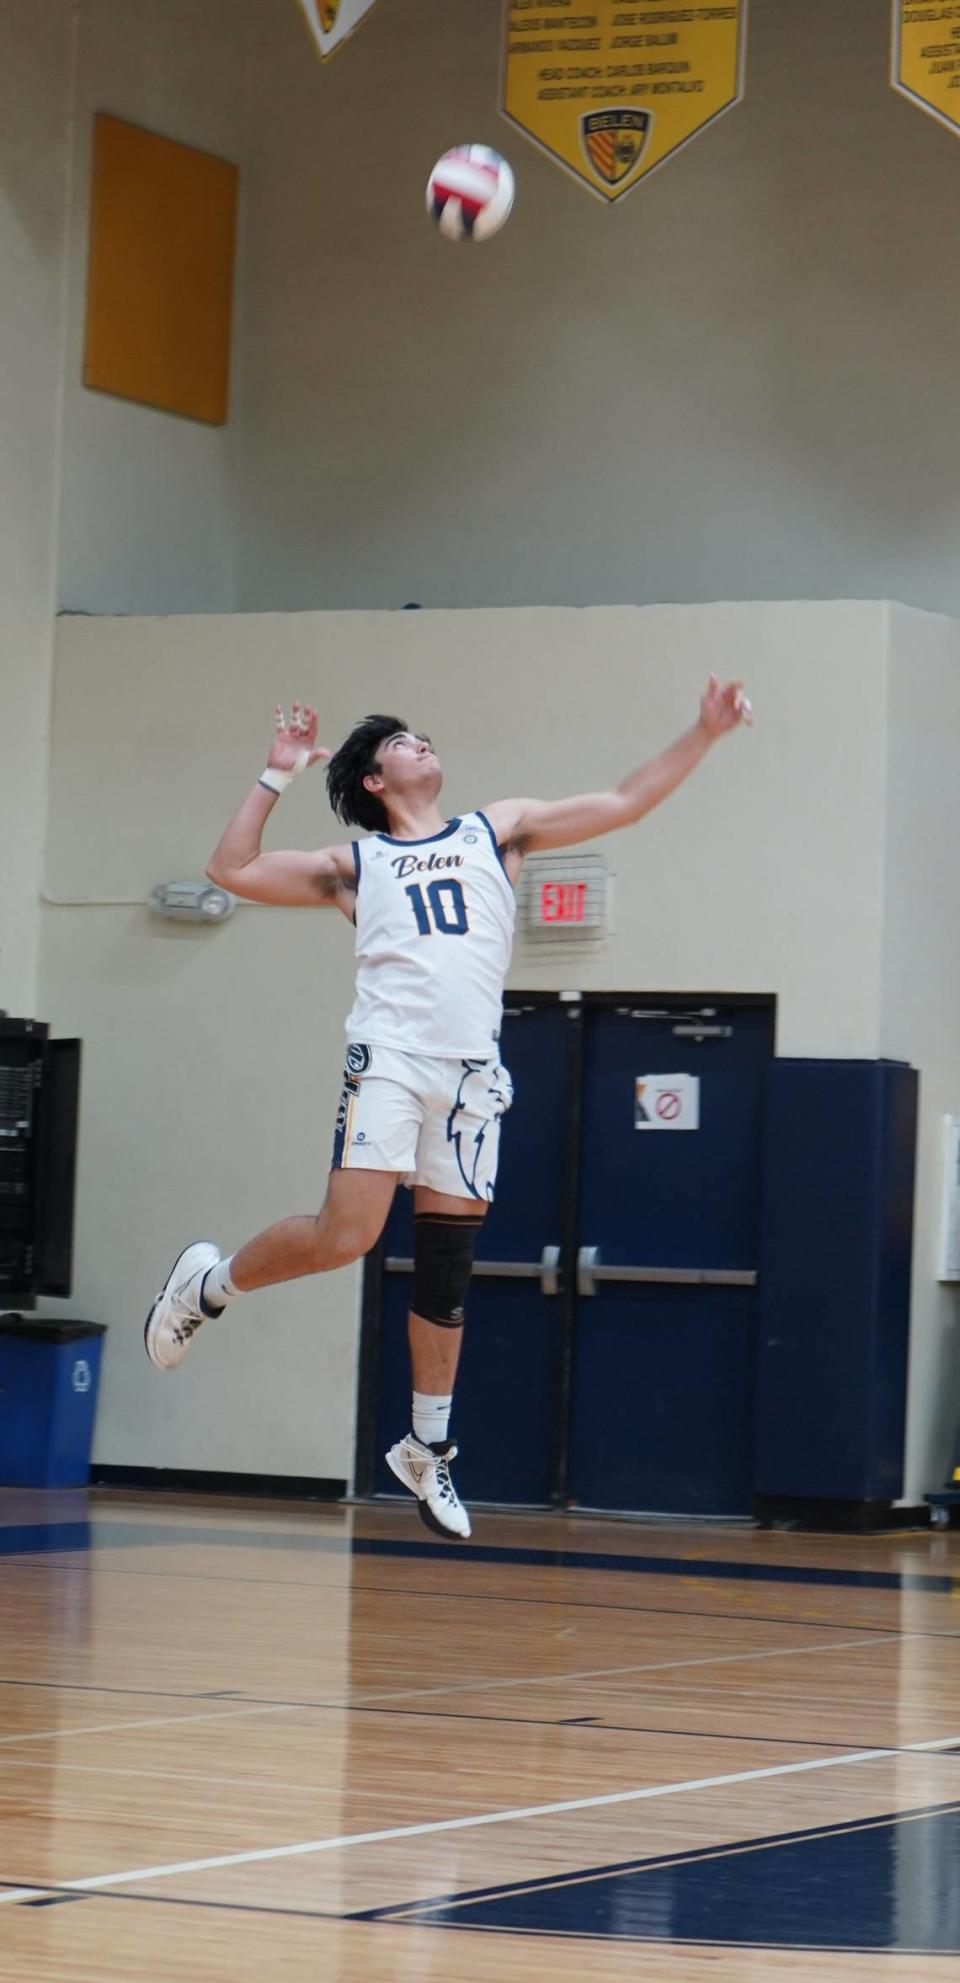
[11,0,960,626]
[881,607,960,1504]
[40,601,890,1483]
[233,0,960,616]
[1,0,251,1022]
[55,0,250,616]
[41,0,960,618]
[8,0,960,648]
[0,1,74,1017]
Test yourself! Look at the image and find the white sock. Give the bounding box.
[412,1391,452,1449]
[200,1256,239,1317]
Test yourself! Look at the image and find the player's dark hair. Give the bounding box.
[325,713,408,833]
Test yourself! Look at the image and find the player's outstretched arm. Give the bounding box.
[206,702,355,910]
[483,676,751,857]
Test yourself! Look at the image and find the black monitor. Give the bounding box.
[0,1021,81,1308]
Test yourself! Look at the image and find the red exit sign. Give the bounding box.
[540,880,587,924]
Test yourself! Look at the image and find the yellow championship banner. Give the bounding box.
[892,0,960,135]
[503,0,747,202]
[295,0,380,62]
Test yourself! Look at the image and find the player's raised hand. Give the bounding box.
[698,674,753,739]
[267,703,332,773]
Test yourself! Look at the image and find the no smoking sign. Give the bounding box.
[635,1074,700,1132]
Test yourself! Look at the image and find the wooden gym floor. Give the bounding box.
[2,1490,960,1980]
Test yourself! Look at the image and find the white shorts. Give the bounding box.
[331,1044,513,1202]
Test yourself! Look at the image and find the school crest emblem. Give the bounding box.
[582,109,650,187]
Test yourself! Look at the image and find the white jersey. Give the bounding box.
[345,812,515,1057]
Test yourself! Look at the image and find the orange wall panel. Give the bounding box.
[84,113,238,426]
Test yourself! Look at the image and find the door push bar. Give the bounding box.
[385,1245,561,1298]
[576,1245,758,1298]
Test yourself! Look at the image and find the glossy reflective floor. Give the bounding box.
[2,1489,960,1980]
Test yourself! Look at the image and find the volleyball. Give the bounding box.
[426,145,515,242]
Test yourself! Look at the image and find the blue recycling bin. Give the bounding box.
[0,1316,106,1488]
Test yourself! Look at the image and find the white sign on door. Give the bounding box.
[635,1074,700,1131]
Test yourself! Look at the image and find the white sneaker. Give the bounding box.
[386,1433,472,1540]
[144,1241,220,1372]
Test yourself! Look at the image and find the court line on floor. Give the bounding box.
[0,1716,914,1800]
[6,1559,948,1643]
[0,1754,433,1803]
[0,1878,346,1921]
[0,1597,935,1718]
[0,1701,301,1749]
[358,1795,960,1926]
[337,1708,898,1750]
[9,1796,960,1928]
[3,1520,958,1596]
[347,1630,913,1706]
[0,1631,912,1750]
[3,1728,959,1907]
[0,1677,255,1704]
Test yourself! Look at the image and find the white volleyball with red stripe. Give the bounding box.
[426,145,515,242]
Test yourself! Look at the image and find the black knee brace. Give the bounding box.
[412,1214,483,1328]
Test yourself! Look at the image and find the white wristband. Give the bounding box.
[259,748,310,797]
[259,766,294,796]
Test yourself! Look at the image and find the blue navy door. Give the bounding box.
[367,1001,578,1507]
[359,996,773,1515]
[569,1004,773,1515]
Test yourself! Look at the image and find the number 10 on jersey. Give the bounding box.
[405,878,469,936]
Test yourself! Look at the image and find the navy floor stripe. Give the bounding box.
[8,1550,951,1637]
[351,1796,960,1921]
[349,1535,960,1594]
[0,1519,956,1595]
